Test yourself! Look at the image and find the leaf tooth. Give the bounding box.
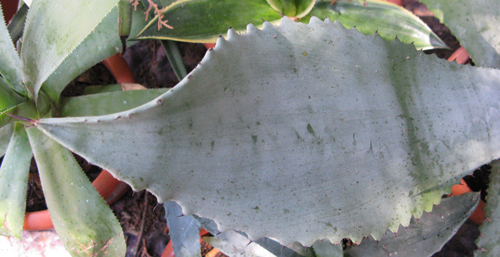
[226,27,239,41]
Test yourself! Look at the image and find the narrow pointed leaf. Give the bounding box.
[40,6,149,102]
[37,18,500,245]
[344,193,480,257]
[266,0,316,18]
[0,123,13,157]
[83,84,123,95]
[161,40,187,80]
[255,237,309,257]
[311,240,343,257]
[164,201,201,257]
[197,216,306,257]
[310,0,448,50]
[419,0,500,68]
[475,160,500,256]
[0,4,25,95]
[26,128,125,257]
[60,88,168,117]
[204,231,276,257]
[0,123,31,239]
[134,0,282,42]
[21,0,119,99]
[7,3,28,44]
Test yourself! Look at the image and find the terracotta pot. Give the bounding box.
[451,178,486,225]
[447,46,470,65]
[23,54,135,230]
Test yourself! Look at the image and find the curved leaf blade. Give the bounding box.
[0,123,13,157]
[0,3,25,95]
[161,40,188,81]
[26,128,125,257]
[165,201,202,257]
[310,0,448,50]
[344,193,480,257]
[0,123,31,239]
[37,18,500,245]
[475,160,500,256]
[197,216,306,257]
[40,6,149,102]
[133,0,282,42]
[60,88,168,117]
[419,0,500,68]
[21,0,119,99]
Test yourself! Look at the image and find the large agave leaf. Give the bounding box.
[26,128,125,256]
[36,18,500,245]
[419,0,500,68]
[0,3,25,95]
[309,0,448,50]
[344,193,480,257]
[40,6,150,102]
[0,123,31,239]
[21,0,119,99]
[475,160,500,256]
[0,123,13,157]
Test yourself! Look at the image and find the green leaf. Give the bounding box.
[26,128,125,257]
[0,123,13,157]
[0,3,26,96]
[475,160,500,255]
[311,240,343,257]
[310,0,448,50]
[161,40,188,80]
[7,3,28,44]
[59,88,168,117]
[0,77,24,112]
[0,123,31,239]
[83,84,123,95]
[134,0,283,42]
[36,18,500,245]
[266,0,316,18]
[419,0,500,68]
[39,5,149,103]
[344,193,480,257]
[21,0,120,100]
[165,201,202,257]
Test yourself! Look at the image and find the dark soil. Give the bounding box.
[22,1,484,256]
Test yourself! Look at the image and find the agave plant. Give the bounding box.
[28,0,500,256]
[2,0,499,256]
[0,0,160,255]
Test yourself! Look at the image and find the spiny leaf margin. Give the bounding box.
[36,17,500,246]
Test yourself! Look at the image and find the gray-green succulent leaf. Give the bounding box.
[36,17,500,246]
[420,0,500,68]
